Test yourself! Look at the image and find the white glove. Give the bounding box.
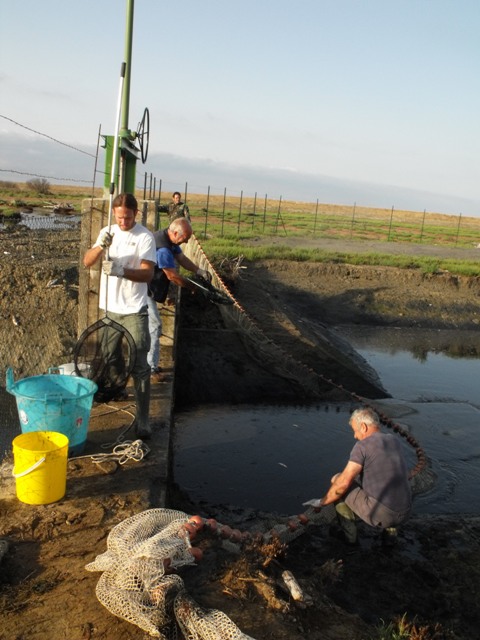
[99,231,114,249]
[302,498,322,508]
[103,259,124,278]
[196,268,212,282]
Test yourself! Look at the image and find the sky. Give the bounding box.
[1,0,479,216]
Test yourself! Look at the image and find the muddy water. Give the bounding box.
[174,327,480,517]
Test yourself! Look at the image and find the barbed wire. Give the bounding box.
[0,168,93,184]
[0,114,96,158]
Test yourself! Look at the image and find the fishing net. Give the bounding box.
[174,592,255,640]
[73,317,136,403]
[187,275,235,305]
[86,508,256,639]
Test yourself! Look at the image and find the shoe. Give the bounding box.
[150,368,166,383]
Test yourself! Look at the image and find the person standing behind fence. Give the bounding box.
[147,217,211,382]
[83,193,156,439]
[158,191,190,224]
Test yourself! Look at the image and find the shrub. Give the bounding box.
[26,178,50,194]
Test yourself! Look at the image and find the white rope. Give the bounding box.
[70,439,150,466]
[90,439,150,465]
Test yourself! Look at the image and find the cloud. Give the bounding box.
[1,131,478,217]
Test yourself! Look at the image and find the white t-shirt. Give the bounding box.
[94,223,156,314]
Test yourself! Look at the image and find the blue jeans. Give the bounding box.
[147,296,162,371]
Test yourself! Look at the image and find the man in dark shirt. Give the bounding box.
[319,407,412,545]
[158,191,190,224]
[147,217,210,382]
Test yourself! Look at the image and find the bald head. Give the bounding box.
[168,217,192,245]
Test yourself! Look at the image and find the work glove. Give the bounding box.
[196,268,212,282]
[103,259,124,278]
[99,231,114,249]
[302,498,322,509]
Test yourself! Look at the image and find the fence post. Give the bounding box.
[387,205,394,241]
[313,198,319,235]
[202,185,210,240]
[237,190,243,234]
[143,172,147,200]
[185,181,188,203]
[274,195,284,234]
[263,194,267,233]
[221,187,227,237]
[252,192,257,230]
[455,213,462,246]
[350,202,356,239]
[419,209,426,243]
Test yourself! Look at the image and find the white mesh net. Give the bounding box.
[85,508,256,639]
[174,592,255,640]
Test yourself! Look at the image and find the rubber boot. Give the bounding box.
[133,376,151,439]
[334,502,358,544]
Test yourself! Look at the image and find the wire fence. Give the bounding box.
[152,187,480,249]
[0,223,81,457]
[2,113,480,249]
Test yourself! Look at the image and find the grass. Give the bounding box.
[181,192,480,249]
[200,237,480,277]
[2,181,480,276]
[0,181,102,216]
[368,614,447,640]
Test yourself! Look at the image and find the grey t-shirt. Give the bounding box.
[349,432,411,512]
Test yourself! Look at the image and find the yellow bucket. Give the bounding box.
[12,431,69,505]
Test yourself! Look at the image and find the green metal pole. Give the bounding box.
[121,0,134,137]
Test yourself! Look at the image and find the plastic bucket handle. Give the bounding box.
[12,456,46,479]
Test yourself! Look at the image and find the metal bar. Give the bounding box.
[107,61,126,234]
[221,187,226,237]
[121,0,134,136]
[203,186,210,239]
[237,190,243,234]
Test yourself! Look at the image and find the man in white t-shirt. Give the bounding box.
[83,193,156,438]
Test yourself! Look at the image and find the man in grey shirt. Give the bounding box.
[319,407,412,545]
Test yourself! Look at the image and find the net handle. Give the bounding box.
[104,61,126,316]
[106,61,127,253]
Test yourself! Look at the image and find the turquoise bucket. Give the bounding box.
[6,368,97,456]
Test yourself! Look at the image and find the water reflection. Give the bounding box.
[338,326,480,406]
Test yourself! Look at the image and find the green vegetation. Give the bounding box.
[184,194,480,249]
[368,614,446,639]
[201,236,480,277]
[2,182,480,277]
[0,181,101,216]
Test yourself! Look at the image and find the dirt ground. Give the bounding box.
[1,226,480,639]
